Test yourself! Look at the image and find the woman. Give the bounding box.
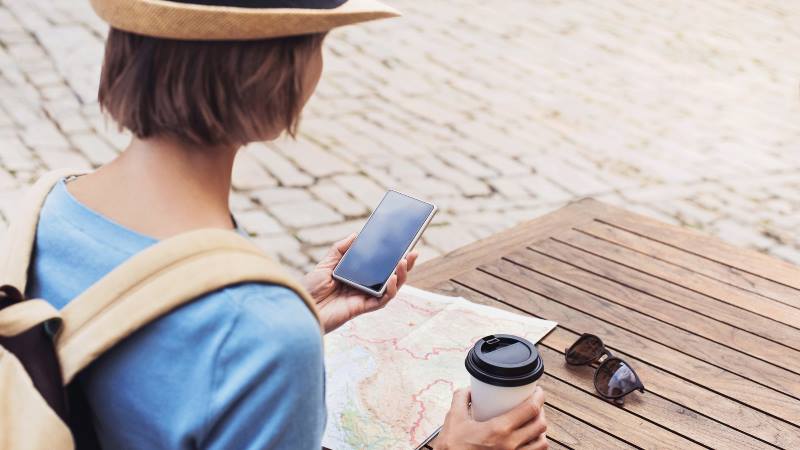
[27,0,548,448]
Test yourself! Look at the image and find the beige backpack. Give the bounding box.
[0,170,322,450]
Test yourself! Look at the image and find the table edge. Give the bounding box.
[410,198,608,289]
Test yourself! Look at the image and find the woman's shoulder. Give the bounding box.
[88,282,322,395]
[87,282,322,381]
[92,282,321,372]
[212,282,321,343]
[161,281,322,350]
[202,283,324,384]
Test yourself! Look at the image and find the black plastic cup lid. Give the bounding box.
[465,334,544,387]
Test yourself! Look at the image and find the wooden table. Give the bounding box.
[410,199,800,449]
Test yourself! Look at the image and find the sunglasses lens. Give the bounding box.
[595,358,640,398]
[565,334,604,365]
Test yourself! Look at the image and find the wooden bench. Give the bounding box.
[410,198,800,449]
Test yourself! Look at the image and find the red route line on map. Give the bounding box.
[409,378,454,444]
[402,299,445,315]
[339,333,475,360]
[341,328,541,361]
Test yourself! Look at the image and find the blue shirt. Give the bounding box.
[26,180,326,450]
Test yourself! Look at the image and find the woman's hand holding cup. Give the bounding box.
[435,386,548,450]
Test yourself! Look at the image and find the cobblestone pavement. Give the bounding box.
[1,0,799,277]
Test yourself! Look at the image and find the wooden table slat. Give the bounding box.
[541,373,704,449]
[538,435,572,450]
[436,281,800,449]
[411,200,600,289]
[577,221,800,309]
[591,201,800,290]
[453,269,800,425]
[515,240,800,375]
[537,232,800,351]
[538,406,635,450]
[482,256,800,399]
[553,230,800,329]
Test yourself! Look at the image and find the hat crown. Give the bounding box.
[169,0,347,8]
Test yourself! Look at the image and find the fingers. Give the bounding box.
[381,274,398,303]
[497,386,545,429]
[520,432,549,450]
[394,252,415,290]
[448,388,472,420]
[406,252,419,272]
[360,272,400,314]
[366,274,399,313]
[513,406,547,447]
[396,259,409,288]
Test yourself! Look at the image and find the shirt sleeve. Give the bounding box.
[200,285,326,450]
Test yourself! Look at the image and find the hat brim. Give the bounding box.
[90,0,401,40]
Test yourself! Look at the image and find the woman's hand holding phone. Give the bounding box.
[303,233,418,333]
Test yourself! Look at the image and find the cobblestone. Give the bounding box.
[232,149,278,190]
[296,220,361,246]
[0,0,798,275]
[228,192,255,212]
[252,235,310,278]
[423,224,479,255]
[0,167,16,189]
[266,200,342,229]
[309,181,368,217]
[245,142,314,187]
[69,133,115,166]
[272,137,354,178]
[252,186,313,205]
[332,174,386,207]
[0,136,37,171]
[236,210,284,236]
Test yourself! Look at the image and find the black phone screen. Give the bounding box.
[334,191,434,292]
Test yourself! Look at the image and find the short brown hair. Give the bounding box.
[98,29,325,147]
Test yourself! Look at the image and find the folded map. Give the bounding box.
[322,285,558,450]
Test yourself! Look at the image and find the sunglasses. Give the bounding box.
[565,333,644,405]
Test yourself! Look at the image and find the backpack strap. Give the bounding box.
[1,347,74,450]
[56,228,321,384]
[0,169,78,293]
[0,299,60,337]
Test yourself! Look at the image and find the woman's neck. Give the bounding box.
[68,135,239,239]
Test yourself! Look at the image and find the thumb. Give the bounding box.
[329,233,357,259]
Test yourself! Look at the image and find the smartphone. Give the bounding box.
[333,190,437,297]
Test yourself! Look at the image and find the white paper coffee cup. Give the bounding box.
[465,334,544,422]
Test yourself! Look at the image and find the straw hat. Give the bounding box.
[89,0,401,41]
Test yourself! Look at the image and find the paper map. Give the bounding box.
[322,286,558,450]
